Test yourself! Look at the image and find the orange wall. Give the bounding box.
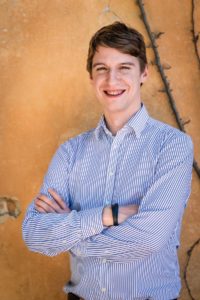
[0,1,199,299]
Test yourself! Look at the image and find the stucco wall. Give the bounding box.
[0,1,199,299]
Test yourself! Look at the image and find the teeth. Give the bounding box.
[105,90,124,96]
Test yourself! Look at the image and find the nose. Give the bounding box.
[106,69,120,85]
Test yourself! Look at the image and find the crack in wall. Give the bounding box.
[0,196,21,223]
[99,0,121,25]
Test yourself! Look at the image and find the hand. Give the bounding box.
[118,204,139,224]
[34,188,71,214]
[102,204,139,226]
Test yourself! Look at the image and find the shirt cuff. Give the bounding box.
[79,207,104,240]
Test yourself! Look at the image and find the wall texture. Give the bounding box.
[0,1,199,299]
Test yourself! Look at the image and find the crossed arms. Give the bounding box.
[35,188,138,226]
[22,133,193,260]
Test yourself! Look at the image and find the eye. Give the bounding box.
[96,66,107,72]
[120,66,131,70]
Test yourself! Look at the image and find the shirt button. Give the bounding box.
[109,171,114,176]
[91,229,96,234]
[102,258,106,263]
[77,250,81,255]
[101,287,106,292]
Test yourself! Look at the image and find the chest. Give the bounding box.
[69,135,159,210]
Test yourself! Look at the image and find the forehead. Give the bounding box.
[92,46,140,66]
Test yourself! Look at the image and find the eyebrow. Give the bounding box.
[92,62,135,68]
[92,63,106,69]
[120,62,135,66]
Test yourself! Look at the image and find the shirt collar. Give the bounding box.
[95,103,149,140]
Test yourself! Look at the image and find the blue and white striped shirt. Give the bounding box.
[23,104,193,300]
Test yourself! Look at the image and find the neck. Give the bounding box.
[104,104,141,136]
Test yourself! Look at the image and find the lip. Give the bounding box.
[104,89,126,97]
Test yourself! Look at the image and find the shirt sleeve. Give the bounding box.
[71,133,194,261]
[22,140,105,257]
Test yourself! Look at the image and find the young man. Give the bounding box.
[23,22,193,300]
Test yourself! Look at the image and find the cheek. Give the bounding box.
[91,82,104,98]
[123,78,134,89]
[127,76,142,89]
[123,73,135,83]
[93,78,105,91]
[91,78,99,88]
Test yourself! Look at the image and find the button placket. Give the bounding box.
[103,134,125,206]
[99,257,109,297]
[103,144,118,205]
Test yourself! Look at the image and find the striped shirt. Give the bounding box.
[22,104,193,300]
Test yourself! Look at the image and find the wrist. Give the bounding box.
[102,206,113,226]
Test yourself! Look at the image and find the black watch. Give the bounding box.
[111,203,119,226]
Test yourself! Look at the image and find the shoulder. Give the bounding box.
[148,117,193,155]
[57,128,96,157]
[62,128,95,147]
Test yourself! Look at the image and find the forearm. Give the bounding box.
[22,202,104,256]
[23,198,138,256]
[71,148,193,260]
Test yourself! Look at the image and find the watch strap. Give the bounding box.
[111,203,119,226]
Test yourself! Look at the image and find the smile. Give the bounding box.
[104,90,126,96]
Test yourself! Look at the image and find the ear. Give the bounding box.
[140,65,148,84]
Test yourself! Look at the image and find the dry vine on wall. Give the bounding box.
[136,1,200,299]
[191,0,200,69]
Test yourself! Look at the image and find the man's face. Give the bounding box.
[90,46,148,117]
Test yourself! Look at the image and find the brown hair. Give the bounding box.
[87,22,147,76]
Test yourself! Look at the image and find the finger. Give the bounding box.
[35,205,48,213]
[48,188,69,210]
[35,198,56,213]
[35,198,58,213]
[36,198,70,214]
[127,205,138,215]
[37,194,65,213]
[131,204,139,212]
[127,204,139,210]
